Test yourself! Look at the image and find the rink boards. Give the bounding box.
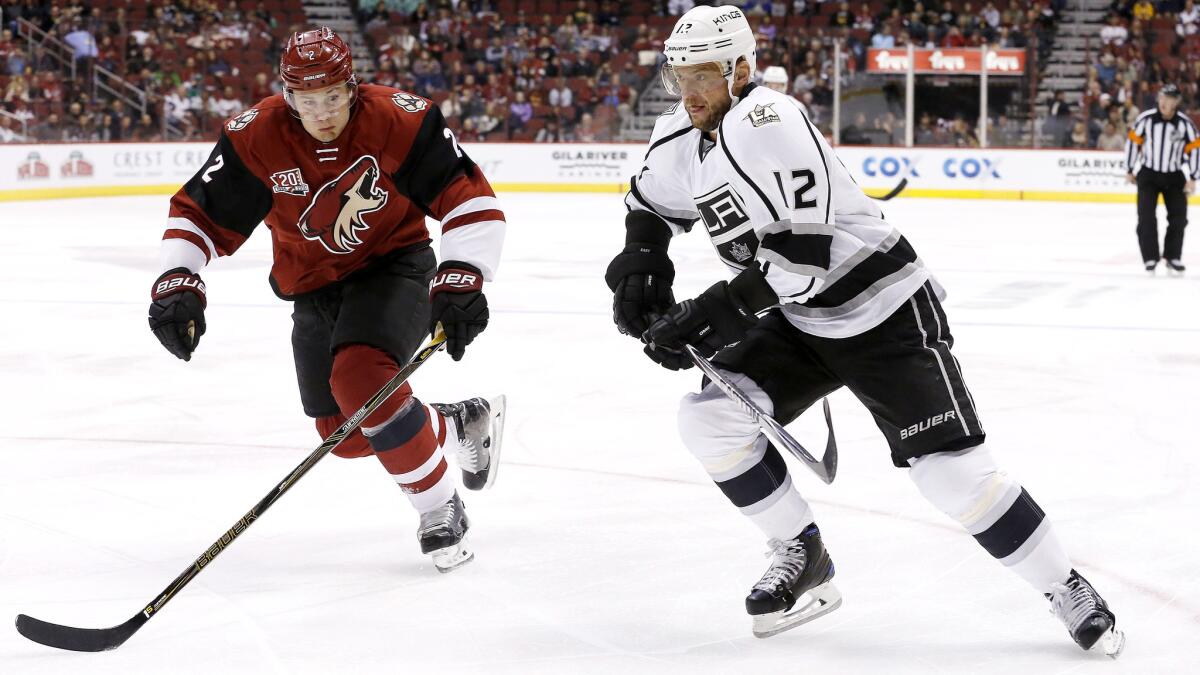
[0,140,1179,204]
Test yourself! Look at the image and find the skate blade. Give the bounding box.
[1100,626,1126,659]
[752,582,842,638]
[480,394,506,490]
[430,540,474,573]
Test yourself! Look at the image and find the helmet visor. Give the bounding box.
[288,83,354,122]
[661,63,729,98]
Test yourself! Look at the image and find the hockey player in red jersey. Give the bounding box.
[147,27,506,572]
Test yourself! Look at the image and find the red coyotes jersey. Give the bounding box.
[163,84,506,297]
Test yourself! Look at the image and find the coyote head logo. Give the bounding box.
[297,155,387,255]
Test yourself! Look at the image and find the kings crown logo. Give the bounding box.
[744,103,781,128]
[730,241,754,262]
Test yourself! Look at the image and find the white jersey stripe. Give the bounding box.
[909,297,971,437]
[166,216,218,259]
[440,196,501,225]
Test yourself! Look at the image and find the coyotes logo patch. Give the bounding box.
[297,155,387,255]
[227,108,259,132]
[392,92,428,113]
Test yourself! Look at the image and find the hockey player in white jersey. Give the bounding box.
[760,65,809,119]
[605,5,1123,655]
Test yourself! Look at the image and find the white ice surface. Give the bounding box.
[0,193,1197,674]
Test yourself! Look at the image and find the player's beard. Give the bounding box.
[688,94,732,133]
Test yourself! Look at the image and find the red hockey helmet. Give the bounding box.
[280,27,355,94]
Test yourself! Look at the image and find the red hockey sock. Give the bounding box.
[315,414,373,459]
[329,344,453,511]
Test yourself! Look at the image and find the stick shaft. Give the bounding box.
[146,332,445,617]
[686,345,837,484]
[16,332,446,651]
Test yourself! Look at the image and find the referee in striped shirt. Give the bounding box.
[1125,83,1199,274]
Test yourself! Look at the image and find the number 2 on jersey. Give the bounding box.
[201,154,225,183]
[444,128,463,158]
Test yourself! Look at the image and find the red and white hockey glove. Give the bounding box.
[429,261,488,361]
[148,268,207,361]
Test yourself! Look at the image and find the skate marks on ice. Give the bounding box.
[2,195,1198,672]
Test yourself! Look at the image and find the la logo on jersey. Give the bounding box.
[696,184,749,235]
[297,155,387,255]
[392,93,427,113]
[696,184,760,270]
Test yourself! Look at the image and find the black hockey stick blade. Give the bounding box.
[819,397,838,480]
[16,612,146,652]
[871,177,908,201]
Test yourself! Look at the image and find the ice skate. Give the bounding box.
[1144,259,1158,274]
[432,395,505,490]
[745,524,842,638]
[1047,569,1125,659]
[418,491,473,573]
[1164,259,1186,276]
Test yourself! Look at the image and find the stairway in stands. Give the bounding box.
[302,0,376,79]
[1035,0,1109,144]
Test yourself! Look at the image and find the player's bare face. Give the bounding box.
[672,63,732,133]
[764,82,788,93]
[293,82,353,142]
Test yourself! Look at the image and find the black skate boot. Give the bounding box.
[431,395,506,491]
[745,524,842,638]
[1165,258,1186,276]
[1047,569,1125,658]
[418,491,473,573]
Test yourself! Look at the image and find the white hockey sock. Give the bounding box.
[1000,519,1072,594]
[678,372,816,542]
[909,444,1071,595]
[742,474,815,542]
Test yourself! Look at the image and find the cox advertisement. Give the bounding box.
[838,147,1138,201]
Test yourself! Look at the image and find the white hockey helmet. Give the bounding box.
[762,65,788,85]
[662,5,757,100]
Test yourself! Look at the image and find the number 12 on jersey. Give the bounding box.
[773,169,817,210]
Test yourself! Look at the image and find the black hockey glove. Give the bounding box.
[641,264,777,365]
[642,341,695,371]
[429,261,488,361]
[148,267,207,361]
[604,211,675,338]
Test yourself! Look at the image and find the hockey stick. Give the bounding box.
[870,177,908,201]
[685,346,837,484]
[15,329,448,652]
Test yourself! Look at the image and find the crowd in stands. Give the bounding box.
[1041,0,1200,150]
[1,0,294,142]
[0,0,1171,150]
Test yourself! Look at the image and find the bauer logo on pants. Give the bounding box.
[899,410,956,439]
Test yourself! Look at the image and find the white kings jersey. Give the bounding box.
[626,82,938,338]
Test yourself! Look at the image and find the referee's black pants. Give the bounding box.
[1136,168,1188,262]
